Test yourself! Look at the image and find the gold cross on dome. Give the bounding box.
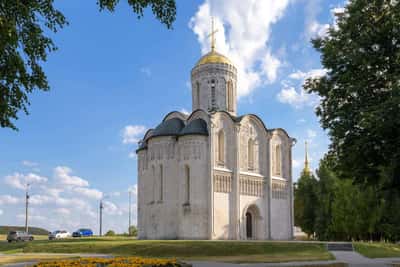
[207,17,218,52]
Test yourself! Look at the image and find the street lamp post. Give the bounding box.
[99,199,104,236]
[25,183,30,233]
[99,195,109,236]
[128,191,131,236]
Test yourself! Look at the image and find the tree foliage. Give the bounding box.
[0,0,176,130]
[128,225,137,236]
[296,156,399,242]
[304,0,400,191]
[294,170,318,238]
[105,230,116,236]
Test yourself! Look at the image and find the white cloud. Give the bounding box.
[17,214,47,222]
[128,152,137,159]
[30,194,52,205]
[22,160,38,167]
[296,118,306,124]
[122,125,147,144]
[0,195,21,205]
[288,68,326,80]
[278,68,325,109]
[293,159,301,168]
[180,108,190,115]
[54,166,89,187]
[4,172,48,190]
[277,85,319,109]
[103,200,123,216]
[304,0,330,39]
[128,184,138,196]
[307,129,317,139]
[73,187,103,200]
[140,67,152,77]
[189,0,290,97]
[0,209,3,215]
[55,208,71,216]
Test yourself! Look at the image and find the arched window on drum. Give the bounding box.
[217,130,225,166]
[273,144,282,176]
[227,80,234,112]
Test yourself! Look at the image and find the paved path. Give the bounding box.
[2,252,400,267]
[190,251,400,267]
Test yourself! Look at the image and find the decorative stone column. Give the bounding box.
[209,121,216,239]
[232,123,241,239]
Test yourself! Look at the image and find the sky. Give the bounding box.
[0,0,346,234]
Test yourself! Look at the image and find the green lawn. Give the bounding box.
[0,237,334,263]
[354,242,400,258]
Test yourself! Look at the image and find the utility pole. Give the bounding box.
[128,191,131,236]
[99,199,104,236]
[25,183,30,233]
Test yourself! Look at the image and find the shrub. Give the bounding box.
[105,230,116,236]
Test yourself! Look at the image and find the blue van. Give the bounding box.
[72,228,93,237]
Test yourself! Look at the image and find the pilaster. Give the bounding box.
[232,123,241,239]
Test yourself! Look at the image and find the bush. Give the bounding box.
[129,225,137,236]
[105,230,116,236]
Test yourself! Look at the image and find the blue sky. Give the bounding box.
[0,0,345,233]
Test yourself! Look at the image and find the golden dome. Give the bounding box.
[195,51,233,67]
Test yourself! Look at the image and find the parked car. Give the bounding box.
[72,228,93,237]
[48,230,71,240]
[6,231,34,242]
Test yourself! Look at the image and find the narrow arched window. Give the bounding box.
[185,165,190,203]
[227,80,233,112]
[159,165,163,201]
[196,81,200,108]
[211,79,216,109]
[218,130,225,165]
[152,166,156,202]
[248,139,254,170]
[274,145,282,176]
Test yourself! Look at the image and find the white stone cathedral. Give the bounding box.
[136,33,295,240]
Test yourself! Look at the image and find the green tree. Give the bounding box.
[314,157,337,240]
[105,230,116,236]
[0,0,176,130]
[304,0,400,191]
[294,169,318,238]
[128,225,137,236]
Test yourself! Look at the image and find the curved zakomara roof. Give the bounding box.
[137,109,293,153]
[162,110,189,122]
[152,117,185,137]
[180,118,208,136]
[136,113,210,153]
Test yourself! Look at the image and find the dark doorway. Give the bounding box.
[246,212,252,239]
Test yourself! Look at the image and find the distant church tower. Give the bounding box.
[303,141,311,174]
[136,18,295,240]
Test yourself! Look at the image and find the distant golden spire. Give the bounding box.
[304,141,311,174]
[207,17,218,52]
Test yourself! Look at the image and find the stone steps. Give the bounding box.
[326,243,354,251]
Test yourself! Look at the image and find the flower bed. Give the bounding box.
[32,257,190,267]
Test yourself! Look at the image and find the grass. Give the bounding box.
[354,242,400,258]
[0,237,334,263]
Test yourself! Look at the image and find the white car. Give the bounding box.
[48,230,71,240]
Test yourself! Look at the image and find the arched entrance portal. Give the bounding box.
[244,204,261,240]
[246,212,252,238]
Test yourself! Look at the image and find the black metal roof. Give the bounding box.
[152,118,185,137]
[180,118,209,136]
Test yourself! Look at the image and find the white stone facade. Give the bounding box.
[137,51,295,240]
